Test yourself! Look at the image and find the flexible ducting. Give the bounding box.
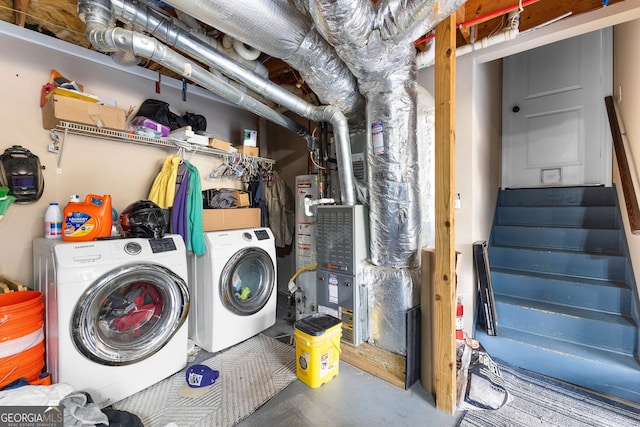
[308,0,464,268]
[161,0,366,128]
[106,0,357,205]
[376,0,468,43]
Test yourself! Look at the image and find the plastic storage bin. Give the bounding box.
[294,314,342,388]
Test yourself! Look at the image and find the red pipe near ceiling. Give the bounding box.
[414,0,542,45]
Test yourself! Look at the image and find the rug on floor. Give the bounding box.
[457,360,640,427]
[113,334,297,427]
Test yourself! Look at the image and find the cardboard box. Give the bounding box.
[235,145,259,157]
[42,94,126,130]
[203,207,260,231]
[231,190,250,207]
[242,129,258,147]
[209,138,231,152]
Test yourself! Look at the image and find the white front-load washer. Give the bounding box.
[188,227,277,353]
[32,235,190,407]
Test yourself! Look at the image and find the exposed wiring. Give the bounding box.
[310,151,326,170]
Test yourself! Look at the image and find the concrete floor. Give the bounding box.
[235,294,464,427]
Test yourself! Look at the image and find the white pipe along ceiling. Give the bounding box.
[77,0,465,270]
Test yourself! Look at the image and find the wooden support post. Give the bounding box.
[433,13,457,414]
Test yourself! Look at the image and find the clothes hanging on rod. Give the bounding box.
[171,163,190,244]
[264,172,294,248]
[185,160,205,256]
[247,173,267,227]
[148,155,180,209]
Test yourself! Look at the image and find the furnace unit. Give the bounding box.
[315,204,369,345]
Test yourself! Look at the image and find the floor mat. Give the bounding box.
[457,360,640,427]
[113,334,297,427]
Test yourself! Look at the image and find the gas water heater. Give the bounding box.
[294,175,320,319]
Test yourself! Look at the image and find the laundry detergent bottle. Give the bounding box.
[63,194,112,241]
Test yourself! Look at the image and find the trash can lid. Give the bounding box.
[294,314,341,336]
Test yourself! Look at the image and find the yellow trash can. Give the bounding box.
[294,314,342,388]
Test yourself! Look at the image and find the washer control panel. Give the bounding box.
[253,229,271,241]
[149,237,177,253]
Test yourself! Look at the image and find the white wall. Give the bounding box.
[417,56,502,336]
[613,19,640,310]
[0,23,260,286]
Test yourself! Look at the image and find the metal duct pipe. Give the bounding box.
[109,0,357,205]
[77,0,312,147]
[111,0,268,78]
[162,0,366,128]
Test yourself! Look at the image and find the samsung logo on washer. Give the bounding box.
[73,244,95,249]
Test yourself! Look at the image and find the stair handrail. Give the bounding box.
[605,95,640,234]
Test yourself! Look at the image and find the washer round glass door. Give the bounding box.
[71,263,189,366]
[219,247,275,315]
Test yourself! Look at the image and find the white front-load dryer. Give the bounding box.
[188,227,277,353]
[32,235,190,407]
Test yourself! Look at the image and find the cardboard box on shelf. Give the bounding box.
[231,190,250,207]
[203,207,260,231]
[242,129,257,147]
[235,145,259,157]
[208,138,231,152]
[42,94,127,130]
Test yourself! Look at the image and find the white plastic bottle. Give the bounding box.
[44,202,63,239]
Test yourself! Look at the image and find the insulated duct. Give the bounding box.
[112,0,268,78]
[309,0,465,268]
[162,0,366,129]
[107,0,357,205]
[77,0,311,146]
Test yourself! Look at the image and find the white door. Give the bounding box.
[502,28,612,189]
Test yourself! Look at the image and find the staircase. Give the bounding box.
[475,186,640,403]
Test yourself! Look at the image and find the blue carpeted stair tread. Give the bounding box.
[483,186,639,403]
[491,267,633,315]
[475,326,640,368]
[499,186,616,207]
[495,294,636,328]
[492,224,622,253]
[496,206,618,228]
[491,266,630,290]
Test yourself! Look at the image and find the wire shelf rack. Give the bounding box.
[50,121,274,173]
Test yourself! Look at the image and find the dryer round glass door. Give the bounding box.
[219,247,275,315]
[71,263,189,365]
